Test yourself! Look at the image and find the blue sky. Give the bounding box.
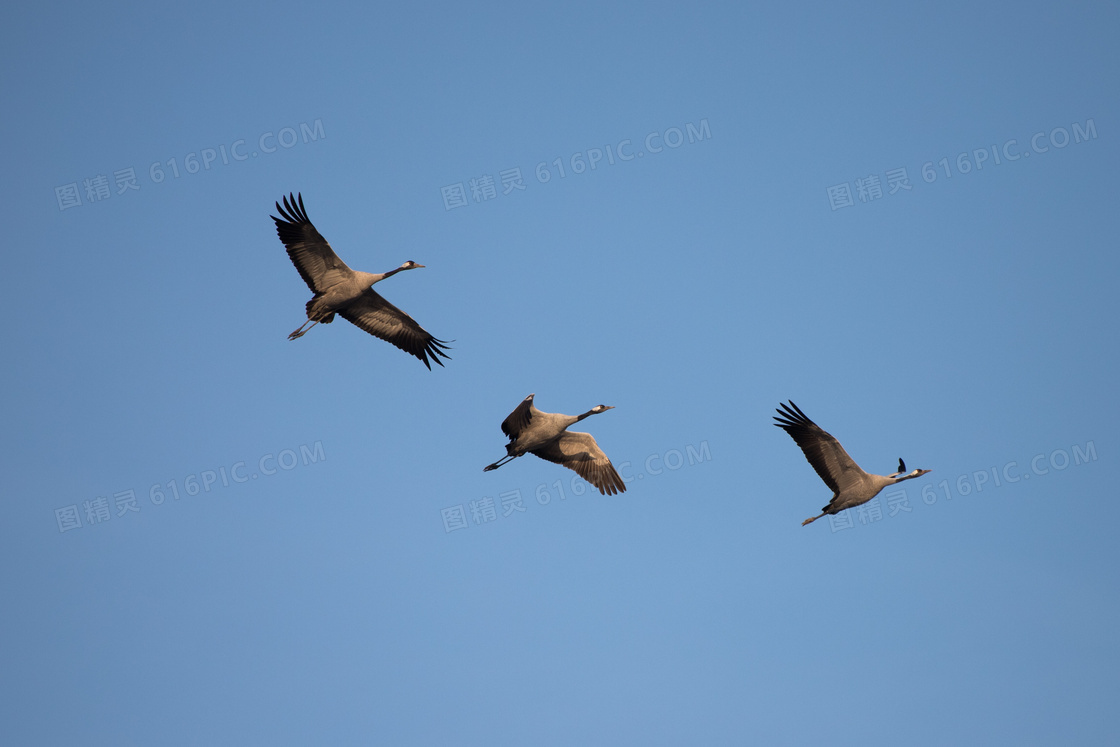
[2,1,1117,744]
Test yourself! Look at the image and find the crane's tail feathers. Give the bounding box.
[302,296,334,323]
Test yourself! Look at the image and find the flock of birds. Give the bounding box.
[271,192,931,524]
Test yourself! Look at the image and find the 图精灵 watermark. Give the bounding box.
[440,118,712,211]
[53,119,326,212]
[441,440,712,534]
[822,440,1097,533]
[53,440,327,534]
[826,118,1097,212]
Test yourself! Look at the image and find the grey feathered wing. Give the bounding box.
[531,432,627,495]
[501,395,538,440]
[338,290,451,369]
[773,401,869,496]
[271,193,353,294]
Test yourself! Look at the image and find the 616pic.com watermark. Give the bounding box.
[441,441,712,534]
[53,441,326,534]
[821,440,1097,533]
[53,119,326,212]
[826,118,1097,212]
[440,118,711,211]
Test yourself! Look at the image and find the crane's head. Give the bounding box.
[576,403,614,422]
[894,467,932,482]
[399,260,425,270]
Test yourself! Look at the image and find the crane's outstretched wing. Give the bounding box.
[271,193,353,293]
[773,401,867,493]
[531,431,627,496]
[500,394,537,440]
[338,289,451,369]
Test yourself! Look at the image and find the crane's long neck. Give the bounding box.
[891,470,926,483]
[354,266,406,288]
[575,409,599,422]
[353,270,385,287]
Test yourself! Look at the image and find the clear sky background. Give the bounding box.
[2,2,1117,744]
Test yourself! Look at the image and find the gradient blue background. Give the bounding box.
[3,2,1117,744]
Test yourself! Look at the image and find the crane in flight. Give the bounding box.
[485,394,627,495]
[773,400,931,526]
[271,193,451,369]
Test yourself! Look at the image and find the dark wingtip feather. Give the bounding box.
[272,192,308,227]
[419,337,453,369]
[773,400,816,431]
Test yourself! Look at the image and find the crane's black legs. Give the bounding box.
[484,455,516,472]
[802,512,825,526]
[288,319,319,340]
